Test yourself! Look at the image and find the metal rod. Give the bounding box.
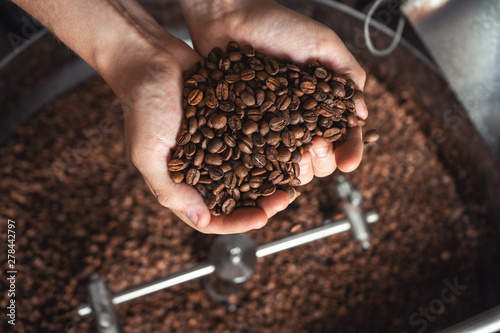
[78,211,378,316]
[255,211,378,258]
[438,305,500,333]
[78,263,215,316]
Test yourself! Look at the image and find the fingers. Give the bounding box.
[256,190,291,219]
[190,190,290,234]
[334,126,363,172]
[298,136,337,185]
[297,151,314,185]
[310,136,337,177]
[187,207,268,234]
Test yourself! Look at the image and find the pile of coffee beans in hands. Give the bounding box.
[168,41,376,216]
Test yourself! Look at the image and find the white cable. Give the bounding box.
[364,0,405,56]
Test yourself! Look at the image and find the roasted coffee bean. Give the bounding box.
[200,127,215,139]
[205,95,219,109]
[269,116,286,132]
[255,89,266,106]
[277,147,292,162]
[193,149,205,167]
[247,109,263,121]
[268,170,284,184]
[168,159,185,172]
[317,81,330,93]
[223,172,237,189]
[235,164,249,178]
[259,182,276,196]
[228,188,241,201]
[292,163,300,178]
[188,118,198,135]
[313,90,328,102]
[238,140,253,155]
[213,183,225,195]
[247,57,263,71]
[186,168,201,185]
[251,132,266,148]
[314,66,328,79]
[209,167,224,181]
[249,176,264,189]
[187,89,203,105]
[265,59,280,75]
[331,74,347,85]
[252,153,267,168]
[242,120,258,135]
[216,81,229,100]
[364,129,380,143]
[170,171,184,183]
[223,134,237,147]
[206,196,218,209]
[281,130,296,147]
[323,127,342,142]
[259,100,274,113]
[208,138,223,153]
[222,197,236,214]
[205,153,223,165]
[176,130,191,145]
[225,73,241,84]
[266,132,281,147]
[241,69,256,81]
[242,153,254,169]
[227,115,242,131]
[266,77,281,91]
[282,185,297,201]
[199,176,212,184]
[172,146,184,159]
[290,177,301,186]
[219,100,235,112]
[347,112,358,127]
[291,150,302,163]
[184,143,196,158]
[242,44,255,57]
[240,91,255,106]
[351,90,364,104]
[240,200,256,207]
[228,51,243,62]
[300,81,316,94]
[303,98,318,110]
[221,164,232,174]
[276,95,291,111]
[331,83,346,98]
[212,114,227,130]
[242,191,259,201]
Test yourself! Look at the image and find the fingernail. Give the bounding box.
[185,210,199,227]
[313,146,329,158]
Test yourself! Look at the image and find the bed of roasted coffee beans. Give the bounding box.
[168,41,372,215]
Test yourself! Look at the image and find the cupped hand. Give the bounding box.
[114,36,288,234]
[180,0,367,219]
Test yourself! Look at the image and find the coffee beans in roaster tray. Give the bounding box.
[168,41,378,215]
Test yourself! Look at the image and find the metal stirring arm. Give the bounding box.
[78,176,378,332]
[78,212,378,318]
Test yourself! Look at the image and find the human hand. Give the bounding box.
[114,35,291,234]
[179,0,367,212]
